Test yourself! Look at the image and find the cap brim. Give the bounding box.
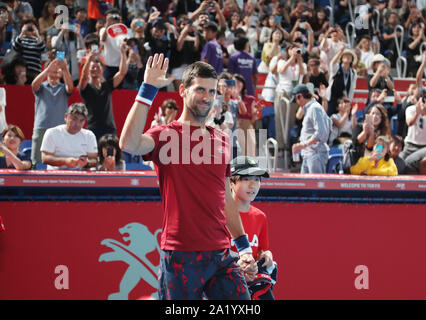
[235,167,269,177]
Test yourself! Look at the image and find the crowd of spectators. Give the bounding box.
[0,0,425,175]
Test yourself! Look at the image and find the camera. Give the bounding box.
[296,48,302,54]
[111,14,120,20]
[26,26,34,32]
[107,147,114,157]
[209,1,215,7]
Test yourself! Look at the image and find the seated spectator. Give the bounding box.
[3,57,27,85]
[31,58,74,168]
[79,44,128,141]
[38,0,56,41]
[52,22,84,85]
[12,17,46,83]
[96,134,125,171]
[151,99,179,128]
[40,103,98,170]
[329,97,358,147]
[405,22,426,77]
[258,28,285,73]
[400,98,426,174]
[352,104,391,159]
[363,88,403,121]
[350,135,398,176]
[259,15,275,46]
[326,45,357,116]
[0,124,31,170]
[390,134,406,175]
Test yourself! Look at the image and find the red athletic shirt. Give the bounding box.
[229,205,269,260]
[143,121,232,251]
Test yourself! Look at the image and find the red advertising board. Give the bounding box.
[2,200,426,300]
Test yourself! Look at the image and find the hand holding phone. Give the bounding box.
[56,51,65,61]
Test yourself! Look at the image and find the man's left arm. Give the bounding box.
[113,42,129,88]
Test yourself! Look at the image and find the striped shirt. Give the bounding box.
[12,36,46,73]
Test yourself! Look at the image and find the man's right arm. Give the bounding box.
[119,54,173,155]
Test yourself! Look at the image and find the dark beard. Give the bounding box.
[187,102,211,122]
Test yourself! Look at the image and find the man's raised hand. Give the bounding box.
[144,53,175,89]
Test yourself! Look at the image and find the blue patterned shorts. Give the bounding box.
[158,249,250,300]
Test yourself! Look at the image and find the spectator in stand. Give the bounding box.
[72,7,88,39]
[403,5,425,30]
[51,22,84,86]
[100,8,128,82]
[367,54,394,103]
[201,21,223,75]
[144,12,172,62]
[170,16,199,91]
[0,124,31,170]
[400,98,426,174]
[356,36,378,75]
[274,44,306,152]
[311,7,329,40]
[380,10,400,67]
[329,97,358,147]
[303,54,329,100]
[96,133,125,171]
[79,43,128,141]
[94,17,105,37]
[3,57,26,85]
[31,58,74,168]
[151,99,179,128]
[350,135,398,176]
[12,17,46,83]
[40,103,98,170]
[228,36,258,97]
[0,1,13,57]
[353,47,368,77]
[233,73,258,157]
[320,26,346,71]
[38,0,56,41]
[363,88,403,122]
[259,15,275,47]
[125,0,146,23]
[390,134,406,175]
[325,45,357,117]
[352,104,391,159]
[121,37,143,90]
[77,33,105,77]
[258,28,285,73]
[5,0,33,32]
[129,16,150,83]
[405,22,426,77]
[88,0,111,33]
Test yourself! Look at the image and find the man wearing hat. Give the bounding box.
[229,156,277,300]
[368,53,394,97]
[325,44,358,116]
[292,84,332,173]
[40,103,98,170]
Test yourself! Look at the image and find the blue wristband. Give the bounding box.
[233,234,252,255]
[135,82,159,106]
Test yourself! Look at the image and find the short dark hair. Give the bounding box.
[234,36,249,51]
[84,33,99,49]
[218,71,232,81]
[182,61,217,88]
[391,134,404,148]
[21,17,37,29]
[233,73,246,97]
[204,21,218,33]
[105,8,121,17]
[67,103,88,119]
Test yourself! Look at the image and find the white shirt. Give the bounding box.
[40,124,98,170]
[361,49,374,71]
[329,112,353,144]
[405,106,426,146]
[100,27,126,67]
[276,60,306,94]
